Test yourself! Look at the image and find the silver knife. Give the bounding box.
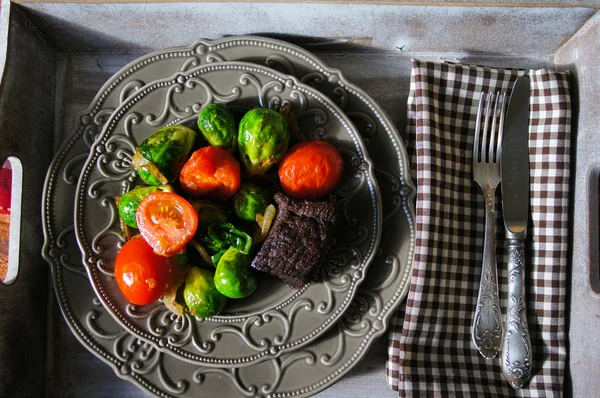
[500,75,532,389]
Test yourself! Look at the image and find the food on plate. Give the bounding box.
[163,286,185,316]
[162,273,187,316]
[199,222,253,256]
[183,267,227,318]
[114,105,346,317]
[132,125,196,185]
[117,185,174,228]
[233,183,271,222]
[279,104,301,140]
[278,140,344,200]
[197,104,237,151]
[191,199,231,231]
[253,204,276,244]
[114,235,176,305]
[210,250,226,268]
[136,191,198,256]
[179,146,241,200]
[238,108,291,175]
[214,247,257,299]
[251,192,337,289]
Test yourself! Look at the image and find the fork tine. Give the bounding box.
[481,92,493,163]
[496,92,507,163]
[473,91,485,163]
[489,92,500,163]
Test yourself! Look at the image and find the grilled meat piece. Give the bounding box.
[250,192,336,289]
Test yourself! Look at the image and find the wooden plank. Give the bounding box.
[553,11,600,398]
[10,0,600,10]
[16,2,597,56]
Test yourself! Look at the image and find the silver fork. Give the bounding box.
[471,91,506,359]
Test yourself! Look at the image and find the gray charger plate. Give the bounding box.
[42,36,416,397]
[74,61,382,366]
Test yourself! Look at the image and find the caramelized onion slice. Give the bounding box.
[253,204,276,243]
[162,272,186,316]
[131,149,169,185]
[115,195,132,242]
[188,240,214,268]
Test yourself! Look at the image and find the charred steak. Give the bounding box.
[251,192,337,289]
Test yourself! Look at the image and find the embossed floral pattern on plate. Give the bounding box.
[74,62,382,366]
[42,36,416,396]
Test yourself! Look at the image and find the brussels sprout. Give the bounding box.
[238,108,291,175]
[183,267,227,318]
[196,232,225,254]
[233,183,271,222]
[175,250,190,267]
[214,247,256,299]
[211,249,227,267]
[118,185,174,228]
[191,199,231,231]
[197,104,237,151]
[198,222,253,255]
[210,223,253,255]
[133,125,196,185]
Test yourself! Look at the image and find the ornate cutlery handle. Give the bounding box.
[472,187,502,359]
[502,239,532,389]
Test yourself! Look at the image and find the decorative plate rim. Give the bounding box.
[41,36,416,397]
[73,60,383,367]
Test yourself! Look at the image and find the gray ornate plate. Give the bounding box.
[42,37,415,396]
[73,62,382,367]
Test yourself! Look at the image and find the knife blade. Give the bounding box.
[500,75,533,389]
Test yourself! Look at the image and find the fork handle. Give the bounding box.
[472,185,502,359]
[501,238,532,389]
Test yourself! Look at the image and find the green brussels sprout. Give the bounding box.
[238,108,291,175]
[191,200,231,231]
[197,104,237,151]
[214,247,256,299]
[233,183,271,222]
[211,249,227,267]
[183,267,227,318]
[196,233,225,254]
[133,125,196,185]
[118,185,174,228]
[175,250,190,267]
[198,222,253,255]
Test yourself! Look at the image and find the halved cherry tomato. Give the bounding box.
[136,191,198,256]
[278,140,344,199]
[114,235,175,305]
[179,146,241,201]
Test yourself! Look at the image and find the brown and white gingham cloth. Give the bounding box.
[387,59,571,397]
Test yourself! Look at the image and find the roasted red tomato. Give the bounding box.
[179,146,241,200]
[136,191,198,256]
[278,140,344,199]
[114,235,175,305]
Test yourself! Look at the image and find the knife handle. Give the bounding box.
[472,195,502,359]
[501,238,532,389]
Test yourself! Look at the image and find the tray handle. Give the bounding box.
[0,156,22,285]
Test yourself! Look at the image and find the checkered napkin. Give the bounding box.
[387,59,571,397]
